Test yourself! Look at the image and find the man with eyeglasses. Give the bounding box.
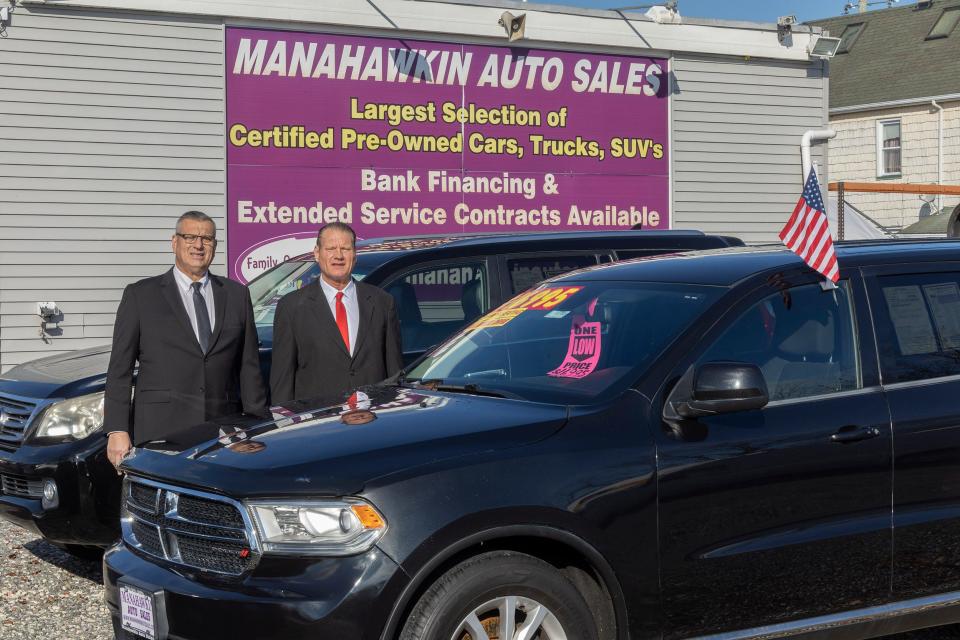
[270,222,402,404]
[104,211,268,468]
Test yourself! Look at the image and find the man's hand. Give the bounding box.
[107,431,132,470]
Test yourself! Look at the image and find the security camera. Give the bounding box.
[777,15,797,44]
[37,301,60,321]
[498,11,526,42]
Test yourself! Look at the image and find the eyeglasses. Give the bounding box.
[177,233,217,246]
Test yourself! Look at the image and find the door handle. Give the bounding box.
[830,425,881,444]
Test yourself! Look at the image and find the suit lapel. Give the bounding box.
[159,268,202,353]
[206,275,228,353]
[308,281,351,358]
[351,284,375,360]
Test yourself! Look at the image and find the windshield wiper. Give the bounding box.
[414,378,514,399]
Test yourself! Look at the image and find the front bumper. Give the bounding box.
[104,542,408,640]
[0,436,121,546]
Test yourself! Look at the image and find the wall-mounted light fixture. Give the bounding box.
[612,2,682,24]
[808,35,842,58]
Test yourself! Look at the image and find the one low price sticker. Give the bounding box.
[548,321,602,379]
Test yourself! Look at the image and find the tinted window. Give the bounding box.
[871,272,960,383]
[615,249,670,260]
[249,254,380,329]
[508,255,598,293]
[251,261,318,328]
[384,262,488,354]
[406,281,722,404]
[699,282,860,401]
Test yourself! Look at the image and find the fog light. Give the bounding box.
[41,479,58,510]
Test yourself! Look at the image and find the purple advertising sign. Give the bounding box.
[226,27,669,282]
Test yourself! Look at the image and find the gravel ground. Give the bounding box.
[0,519,111,640]
[2,517,960,640]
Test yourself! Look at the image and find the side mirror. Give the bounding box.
[665,362,769,420]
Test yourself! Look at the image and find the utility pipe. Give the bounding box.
[931,99,944,214]
[801,128,836,185]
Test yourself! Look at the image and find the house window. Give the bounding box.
[877,119,901,177]
[926,6,960,39]
[837,23,865,53]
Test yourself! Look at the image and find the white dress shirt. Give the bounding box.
[319,277,359,356]
[172,266,215,345]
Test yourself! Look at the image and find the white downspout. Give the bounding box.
[931,99,944,213]
[801,129,837,184]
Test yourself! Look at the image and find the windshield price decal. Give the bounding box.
[503,286,583,310]
[469,286,584,329]
[548,320,601,379]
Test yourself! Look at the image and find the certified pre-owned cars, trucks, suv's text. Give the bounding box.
[106,239,960,639]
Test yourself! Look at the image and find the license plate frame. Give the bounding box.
[118,579,167,640]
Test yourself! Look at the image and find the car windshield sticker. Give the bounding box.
[504,286,584,311]
[469,307,527,329]
[548,320,602,379]
[469,286,584,329]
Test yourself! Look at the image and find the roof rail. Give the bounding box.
[834,237,960,247]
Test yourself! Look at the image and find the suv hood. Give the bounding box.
[124,386,568,497]
[0,345,110,398]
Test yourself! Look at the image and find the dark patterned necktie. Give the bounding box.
[192,281,213,353]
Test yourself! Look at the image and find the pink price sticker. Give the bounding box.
[548,321,602,379]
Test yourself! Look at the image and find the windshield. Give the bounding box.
[250,256,377,329]
[405,281,722,404]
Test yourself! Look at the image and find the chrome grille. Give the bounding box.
[0,393,44,451]
[121,477,259,576]
[0,473,43,498]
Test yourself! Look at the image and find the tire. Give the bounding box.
[400,551,598,640]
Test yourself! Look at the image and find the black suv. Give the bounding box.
[0,230,740,554]
[106,239,960,639]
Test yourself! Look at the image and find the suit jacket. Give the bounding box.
[104,268,268,445]
[270,280,403,404]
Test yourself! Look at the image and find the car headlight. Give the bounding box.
[32,391,105,441]
[247,498,386,556]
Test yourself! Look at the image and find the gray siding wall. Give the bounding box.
[671,56,828,243]
[0,6,225,372]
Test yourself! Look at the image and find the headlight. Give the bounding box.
[32,392,105,440]
[247,498,386,556]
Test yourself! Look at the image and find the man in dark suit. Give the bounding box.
[104,211,267,467]
[270,222,403,404]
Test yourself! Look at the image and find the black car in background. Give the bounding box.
[105,239,960,640]
[0,230,741,553]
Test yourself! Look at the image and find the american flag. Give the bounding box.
[779,168,839,283]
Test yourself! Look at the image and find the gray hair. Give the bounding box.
[175,210,216,233]
[317,222,356,248]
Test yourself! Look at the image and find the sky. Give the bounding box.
[538,0,906,23]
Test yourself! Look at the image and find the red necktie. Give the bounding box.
[335,291,350,353]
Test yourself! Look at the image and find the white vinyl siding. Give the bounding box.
[671,56,828,243]
[0,6,225,372]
